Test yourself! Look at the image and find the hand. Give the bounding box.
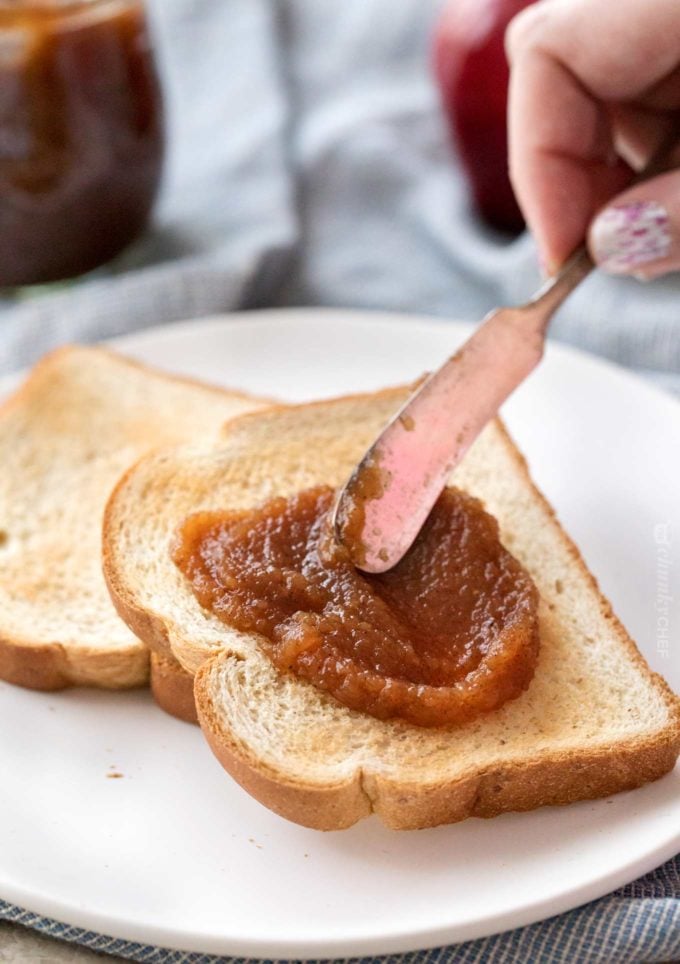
[506,0,680,278]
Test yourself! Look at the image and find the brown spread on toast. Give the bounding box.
[172,486,540,727]
[332,452,391,567]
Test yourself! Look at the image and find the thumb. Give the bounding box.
[588,171,680,279]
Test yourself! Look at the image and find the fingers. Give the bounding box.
[588,171,680,279]
[506,29,631,272]
[606,103,677,171]
[506,0,680,271]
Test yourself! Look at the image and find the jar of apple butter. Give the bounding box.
[0,0,164,286]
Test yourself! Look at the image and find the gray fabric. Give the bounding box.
[1,0,679,395]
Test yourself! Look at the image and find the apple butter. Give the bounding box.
[173,486,540,727]
[0,0,163,286]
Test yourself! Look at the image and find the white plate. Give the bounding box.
[0,308,678,959]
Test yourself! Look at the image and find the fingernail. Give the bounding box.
[538,252,557,279]
[590,201,671,274]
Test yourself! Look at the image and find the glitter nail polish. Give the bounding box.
[590,201,671,274]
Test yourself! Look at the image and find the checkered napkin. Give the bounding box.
[0,2,678,962]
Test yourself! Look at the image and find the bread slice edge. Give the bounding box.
[196,650,680,831]
[150,651,199,724]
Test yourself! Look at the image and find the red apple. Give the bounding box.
[433,0,536,234]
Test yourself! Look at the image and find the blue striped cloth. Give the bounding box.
[0,2,678,962]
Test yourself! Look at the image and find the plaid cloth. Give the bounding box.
[0,1,678,962]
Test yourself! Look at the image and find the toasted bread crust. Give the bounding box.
[196,653,679,830]
[197,661,372,830]
[150,652,198,724]
[103,547,176,661]
[365,730,680,830]
[0,635,71,691]
[0,633,148,690]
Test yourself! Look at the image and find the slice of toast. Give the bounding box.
[0,345,270,690]
[103,388,680,830]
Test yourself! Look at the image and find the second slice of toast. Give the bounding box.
[0,346,270,690]
[104,388,680,829]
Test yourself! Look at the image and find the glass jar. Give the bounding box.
[0,0,164,286]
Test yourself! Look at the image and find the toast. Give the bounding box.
[0,345,269,690]
[150,652,198,724]
[103,387,680,830]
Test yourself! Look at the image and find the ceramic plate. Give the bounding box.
[0,309,678,958]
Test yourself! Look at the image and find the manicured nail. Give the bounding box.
[590,201,671,274]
